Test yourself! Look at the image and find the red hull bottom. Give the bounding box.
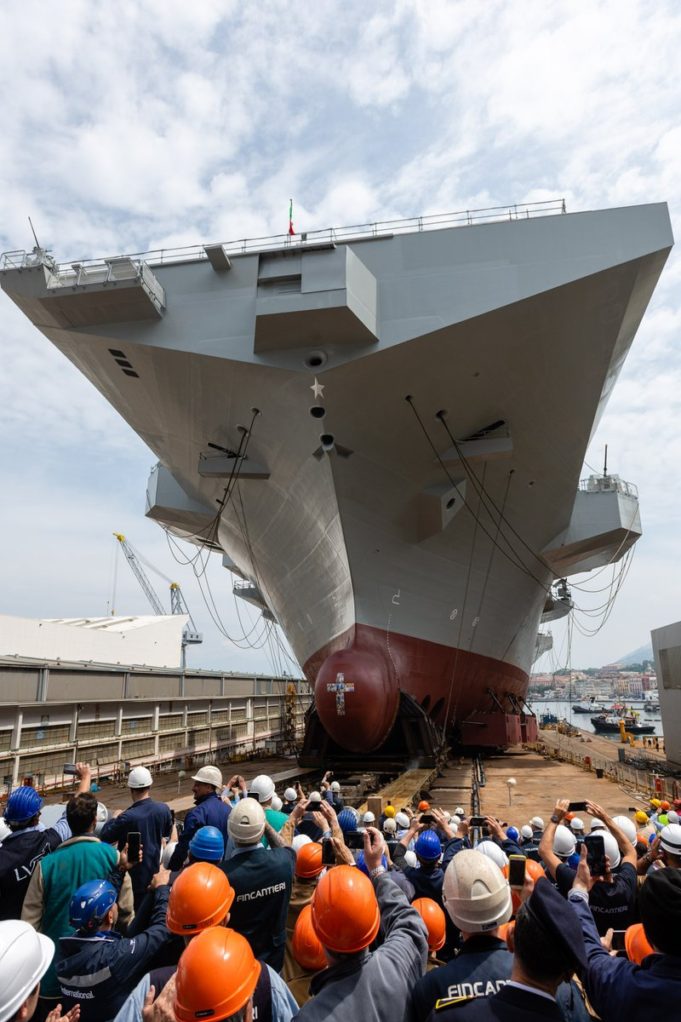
[304,624,533,753]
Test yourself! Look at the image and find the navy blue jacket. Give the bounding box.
[221,845,295,972]
[428,983,564,1021]
[0,827,62,920]
[56,885,172,1021]
[100,798,172,905]
[168,792,230,871]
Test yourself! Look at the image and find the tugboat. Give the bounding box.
[573,702,607,714]
[591,712,655,735]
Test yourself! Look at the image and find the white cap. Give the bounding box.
[330,781,341,793]
[455,807,465,817]
[161,841,178,868]
[659,823,681,856]
[383,818,397,833]
[570,818,584,832]
[395,812,410,829]
[249,775,275,803]
[476,840,509,869]
[362,811,376,824]
[192,765,223,789]
[0,920,55,1020]
[228,799,266,844]
[553,825,576,857]
[442,850,512,932]
[530,816,544,830]
[128,766,153,789]
[520,825,533,839]
[284,787,297,802]
[601,830,621,869]
[404,850,418,868]
[292,834,313,853]
[590,818,606,832]
[612,815,637,845]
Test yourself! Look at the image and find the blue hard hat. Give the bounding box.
[189,825,225,862]
[5,786,43,824]
[70,879,117,932]
[356,850,388,876]
[415,829,442,861]
[649,832,657,844]
[337,809,357,834]
[506,826,519,843]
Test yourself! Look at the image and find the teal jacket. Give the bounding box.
[22,835,118,997]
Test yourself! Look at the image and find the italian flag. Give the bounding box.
[288,199,295,236]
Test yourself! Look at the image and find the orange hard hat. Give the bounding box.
[412,897,446,952]
[174,926,261,1022]
[167,862,235,934]
[624,923,654,965]
[660,801,671,811]
[296,842,325,879]
[498,920,515,947]
[292,904,328,971]
[311,865,380,953]
[418,801,430,811]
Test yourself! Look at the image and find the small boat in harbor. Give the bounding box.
[572,703,607,714]
[591,713,655,735]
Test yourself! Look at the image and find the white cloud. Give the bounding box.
[0,0,680,672]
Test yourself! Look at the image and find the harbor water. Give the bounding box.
[528,700,664,740]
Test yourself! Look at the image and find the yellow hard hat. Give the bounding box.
[651,799,662,808]
[635,810,648,825]
[384,805,396,818]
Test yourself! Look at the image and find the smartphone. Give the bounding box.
[611,930,627,951]
[127,832,142,863]
[307,801,322,813]
[63,764,78,776]
[508,854,526,887]
[469,816,486,827]
[321,838,335,866]
[584,834,606,875]
[568,801,588,812]
[420,814,434,825]
[246,791,261,802]
[345,830,365,849]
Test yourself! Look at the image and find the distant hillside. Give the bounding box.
[615,642,654,667]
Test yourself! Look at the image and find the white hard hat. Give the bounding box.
[442,811,451,822]
[94,802,110,837]
[128,766,153,789]
[442,849,512,932]
[192,765,223,789]
[659,823,681,856]
[476,840,509,870]
[284,788,297,802]
[362,811,375,825]
[330,781,341,793]
[309,791,322,803]
[553,825,576,858]
[249,775,275,802]
[612,815,637,845]
[520,825,533,840]
[404,850,418,868]
[383,818,397,834]
[530,816,544,830]
[161,841,178,868]
[271,795,283,812]
[455,807,465,817]
[601,830,621,869]
[395,812,410,829]
[570,818,584,833]
[590,818,606,832]
[0,817,9,843]
[292,834,313,854]
[0,920,55,1020]
[450,815,461,828]
[228,799,266,844]
[668,810,680,826]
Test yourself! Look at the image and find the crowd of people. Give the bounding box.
[1,760,681,1021]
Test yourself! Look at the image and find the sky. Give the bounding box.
[0,0,680,675]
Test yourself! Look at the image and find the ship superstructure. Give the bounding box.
[1,200,672,755]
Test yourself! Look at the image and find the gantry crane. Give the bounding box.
[113,532,202,669]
